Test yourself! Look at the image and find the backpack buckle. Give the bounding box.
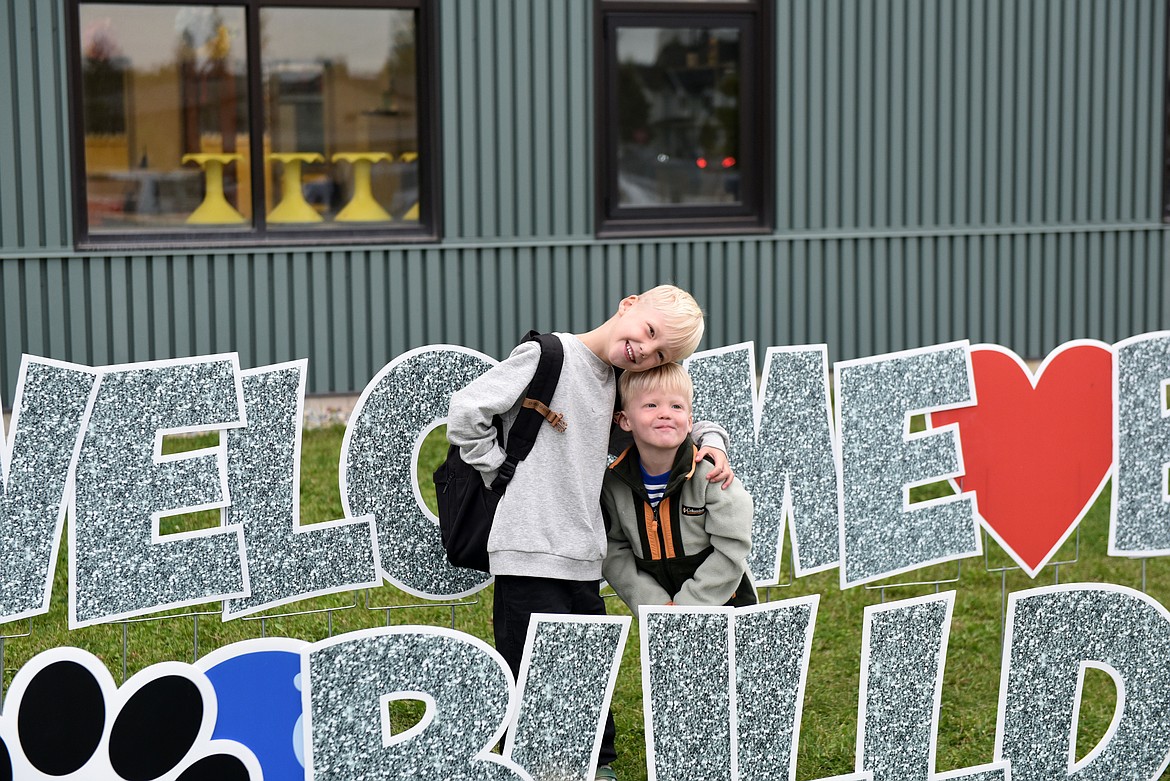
[494,458,518,489]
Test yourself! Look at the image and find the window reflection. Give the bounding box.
[80,5,250,231]
[77,3,423,236]
[260,8,419,226]
[615,26,741,208]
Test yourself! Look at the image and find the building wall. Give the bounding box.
[0,0,72,252]
[776,0,1166,230]
[441,0,594,240]
[0,0,1167,403]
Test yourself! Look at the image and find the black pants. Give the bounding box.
[493,574,618,767]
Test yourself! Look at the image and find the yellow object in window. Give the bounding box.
[268,153,325,223]
[398,152,420,221]
[182,153,246,225]
[332,152,393,222]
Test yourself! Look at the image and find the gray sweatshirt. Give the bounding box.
[446,333,727,581]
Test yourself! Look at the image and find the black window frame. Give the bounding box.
[65,0,441,250]
[595,0,773,237]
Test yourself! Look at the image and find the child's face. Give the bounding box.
[617,387,694,452]
[605,297,672,371]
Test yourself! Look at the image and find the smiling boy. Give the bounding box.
[602,362,756,618]
[446,285,730,780]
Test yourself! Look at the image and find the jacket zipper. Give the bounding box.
[649,502,667,560]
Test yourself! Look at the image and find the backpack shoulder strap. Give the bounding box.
[520,332,564,427]
[491,331,565,490]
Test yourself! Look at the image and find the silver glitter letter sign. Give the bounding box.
[734,597,819,781]
[836,342,981,588]
[859,593,1007,781]
[997,584,1170,781]
[223,361,379,619]
[506,615,630,781]
[342,346,493,599]
[642,607,735,780]
[70,356,248,627]
[644,602,866,781]
[687,344,840,582]
[1109,332,1170,556]
[0,357,98,623]
[305,626,533,781]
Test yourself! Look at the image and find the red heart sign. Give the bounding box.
[929,342,1113,576]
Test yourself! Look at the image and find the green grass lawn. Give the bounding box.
[0,423,1160,780]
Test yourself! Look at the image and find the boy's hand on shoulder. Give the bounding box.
[697,445,734,489]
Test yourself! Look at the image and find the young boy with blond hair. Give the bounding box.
[446,285,730,780]
[602,362,756,618]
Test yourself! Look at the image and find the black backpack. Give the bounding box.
[434,332,567,572]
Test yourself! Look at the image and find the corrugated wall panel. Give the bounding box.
[37,0,67,247]
[440,0,592,241]
[1,0,1168,408]
[0,2,18,248]
[0,0,71,252]
[3,231,1167,405]
[777,0,1167,231]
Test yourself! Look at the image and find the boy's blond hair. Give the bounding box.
[638,284,705,361]
[619,361,694,411]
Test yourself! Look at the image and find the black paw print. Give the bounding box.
[1,653,256,780]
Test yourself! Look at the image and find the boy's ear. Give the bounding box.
[616,411,633,432]
[686,413,694,433]
[616,295,639,315]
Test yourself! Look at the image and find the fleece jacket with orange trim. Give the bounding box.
[601,440,755,617]
[446,333,730,581]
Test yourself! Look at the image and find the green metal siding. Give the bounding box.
[777,0,1165,230]
[3,230,1168,402]
[0,0,1168,405]
[0,0,71,251]
[441,0,593,240]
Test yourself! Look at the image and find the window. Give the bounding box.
[67,1,438,246]
[596,0,772,236]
